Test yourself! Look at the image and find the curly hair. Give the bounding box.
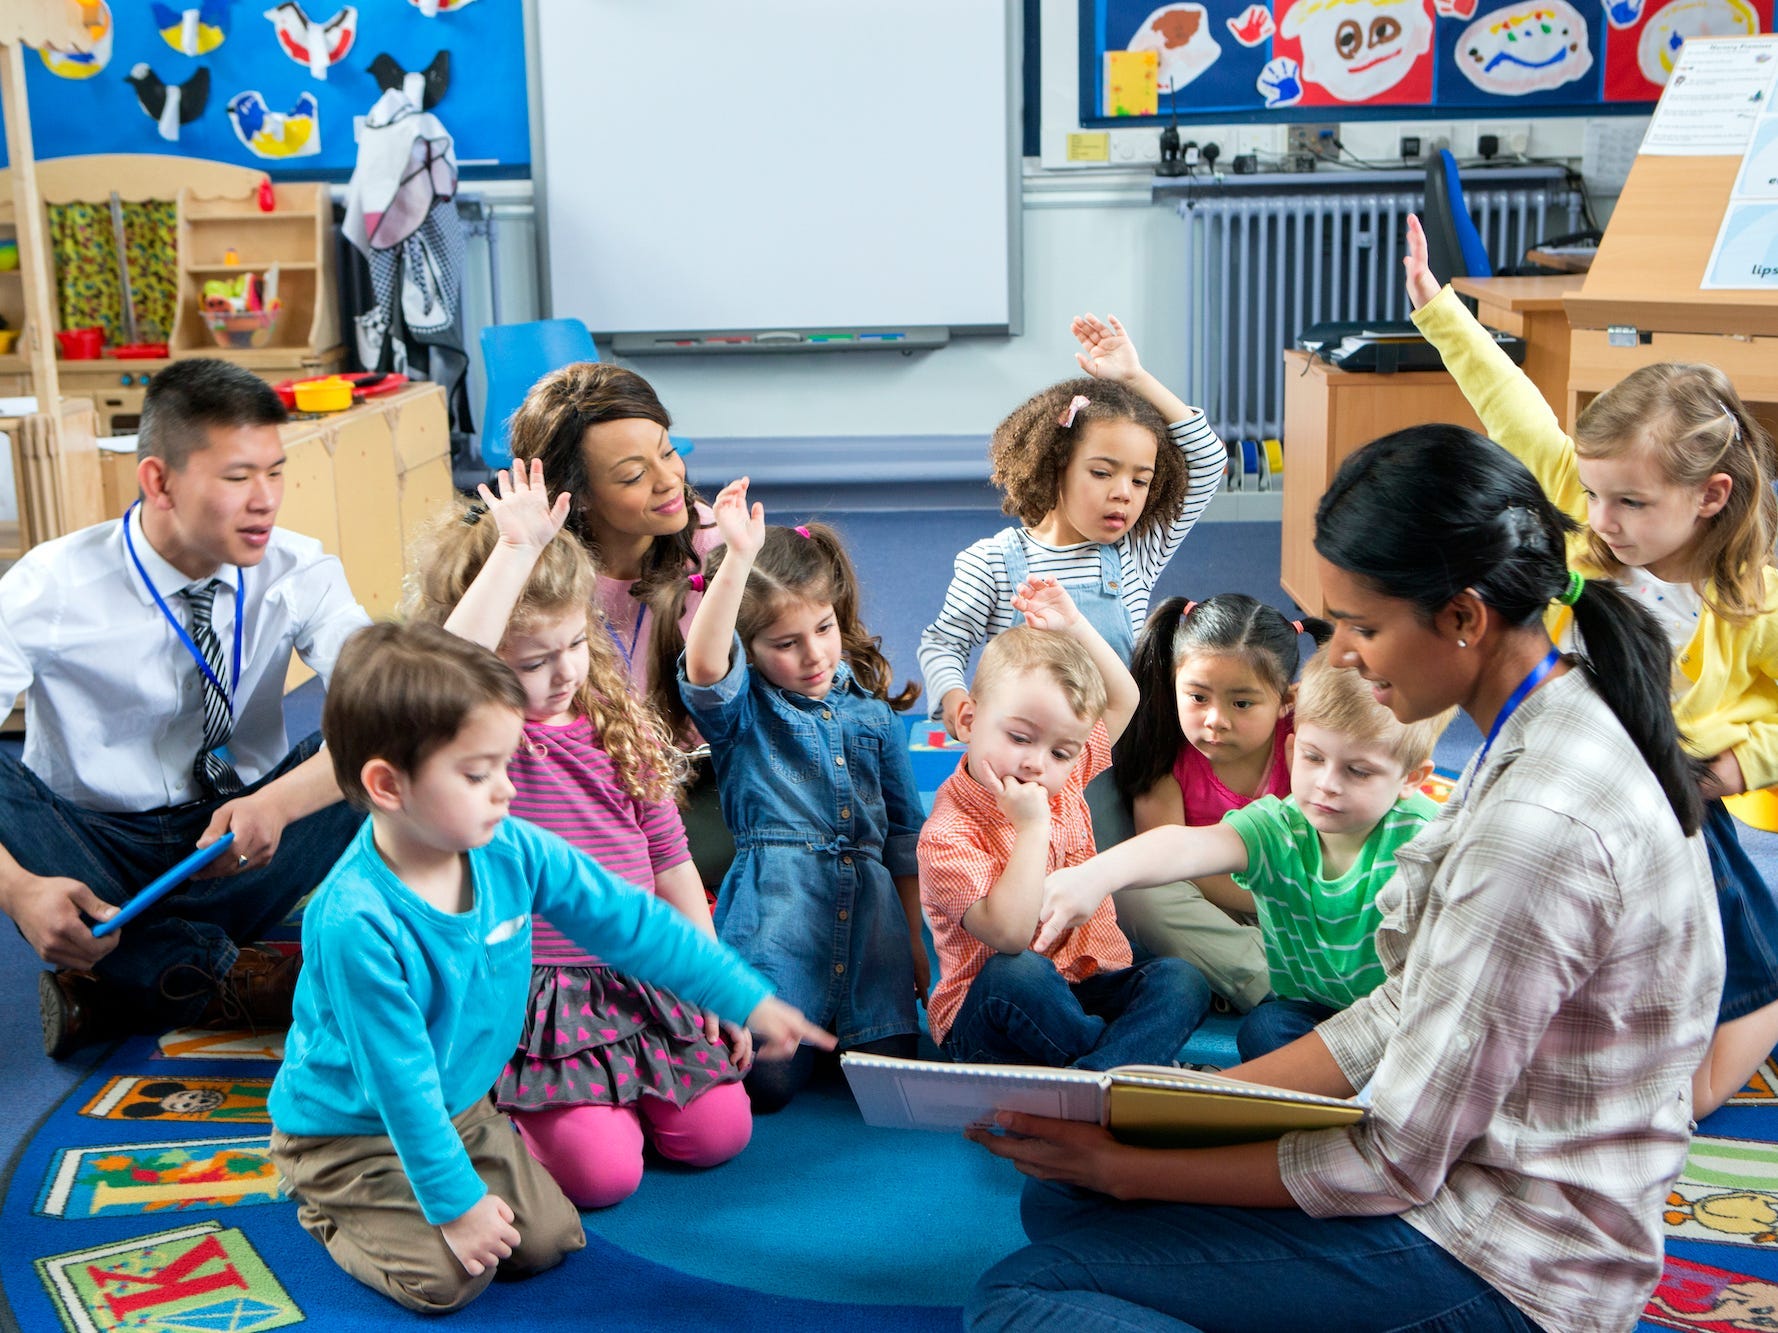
[660,521,920,711]
[401,500,685,805]
[988,377,1184,538]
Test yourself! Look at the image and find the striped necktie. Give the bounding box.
[181,579,244,798]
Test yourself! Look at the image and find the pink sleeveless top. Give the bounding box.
[1173,715,1293,826]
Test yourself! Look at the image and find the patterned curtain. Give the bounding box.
[46,200,178,344]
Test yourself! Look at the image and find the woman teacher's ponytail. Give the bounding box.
[1313,424,1704,836]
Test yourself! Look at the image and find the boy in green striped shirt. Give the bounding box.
[1037,648,1453,1061]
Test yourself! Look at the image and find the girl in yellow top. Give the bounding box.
[1404,213,1778,1118]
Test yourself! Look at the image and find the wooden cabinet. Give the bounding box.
[171,181,340,367]
[1280,349,1484,614]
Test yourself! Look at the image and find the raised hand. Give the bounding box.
[1072,313,1142,383]
[1403,214,1443,311]
[477,457,571,554]
[1012,576,1081,633]
[711,476,766,561]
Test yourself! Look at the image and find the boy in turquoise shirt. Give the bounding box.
[268,622,828,1315]
[1037,647,1453,1060]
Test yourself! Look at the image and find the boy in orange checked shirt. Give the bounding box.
[918,578,1210,1069]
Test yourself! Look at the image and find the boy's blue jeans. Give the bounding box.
[968,1179,1544,1332]
[1236,997,1337,1062]
[0,733,361,1027]
[943,950,1211,1070]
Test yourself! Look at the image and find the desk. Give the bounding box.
[1451,274,1584,423]
[1281,349,1484,614]
[1525,246,1596,273]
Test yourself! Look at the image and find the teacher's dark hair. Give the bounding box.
[1314,424,1704,836]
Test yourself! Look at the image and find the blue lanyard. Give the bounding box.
[122,501,244,718]
[611,601,646,672]
[1473,647,1561,775]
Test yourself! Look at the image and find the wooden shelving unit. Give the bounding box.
[171,181,340,361]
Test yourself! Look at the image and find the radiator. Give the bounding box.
[1179,180,1582,445]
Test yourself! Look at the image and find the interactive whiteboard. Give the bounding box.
[532,0,1019,349]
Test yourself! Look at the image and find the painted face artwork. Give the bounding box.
[1279,0,1435,101]
[1639,0,1761,85]
[1127,3,1224,93]
[1456,1,1595,94]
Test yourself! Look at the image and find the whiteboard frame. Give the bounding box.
[524,0,1023,345]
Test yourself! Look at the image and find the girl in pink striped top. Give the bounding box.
[406,459,752,1208]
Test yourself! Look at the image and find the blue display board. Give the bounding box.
[1084,0,1773,124]
[0,0,529,178]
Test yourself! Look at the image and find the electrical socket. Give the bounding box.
[1234,124,1284,159]
[1286,122,1339,159]
[1392,122,1451,161]
[1460,121,1531,158]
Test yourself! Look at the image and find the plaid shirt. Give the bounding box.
[1279,669,1723,1333]
[919,722,1132,1045]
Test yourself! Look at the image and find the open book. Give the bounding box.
[841,1053,1365,1148]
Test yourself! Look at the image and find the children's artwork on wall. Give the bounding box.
[152,0,232,57]
[1451,2,1596,95]
[1085,0,1766,121]
[3,0,525,177]
[226,89,321,158]
[264,3,358,81]
[1275,0,1436,105]
[369,50,450,110]
[1606,0,1769,98]
[1106,48,1161,114]
[410,0,480,15]
[1127,4,1225,93]
[39,0,112,80]
[127,64,211,142]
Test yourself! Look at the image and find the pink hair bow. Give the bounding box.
[794,525,812,539]
[688,573,707,592]
[1058,394,1090,428]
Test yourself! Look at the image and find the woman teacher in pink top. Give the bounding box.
[506,363,728,886]
[968,425,1724,1333]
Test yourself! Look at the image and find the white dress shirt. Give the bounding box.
[0,507,370,812]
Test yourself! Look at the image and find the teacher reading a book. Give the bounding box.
[968,426,1724,1333]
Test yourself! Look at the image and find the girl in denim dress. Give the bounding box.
[676,478,928,1111]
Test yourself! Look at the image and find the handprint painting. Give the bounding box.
[1454,1,1595,94]
[1276,0,1436,103]
[1126,3,1225,93]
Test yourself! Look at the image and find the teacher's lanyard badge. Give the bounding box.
[1465,647,1561,796]
[123,501,244,718]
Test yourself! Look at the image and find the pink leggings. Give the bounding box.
[512,1081,753,1208]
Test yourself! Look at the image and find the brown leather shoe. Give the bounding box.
[40,968,126,1059]
[197,945,302,1032]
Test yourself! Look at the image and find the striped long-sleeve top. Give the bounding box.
[916,412,1226,715]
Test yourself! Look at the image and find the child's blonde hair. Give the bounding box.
[402,501,684,804]
[1293,648,1453,774]
[971,626,1107,723]
[1574,363,1777,622]
[989,377,1185,539]
[664,521,919,712]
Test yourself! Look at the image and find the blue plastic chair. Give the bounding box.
[478,318,598,469]
[1421,148,1493,283]
[477,317,694,469]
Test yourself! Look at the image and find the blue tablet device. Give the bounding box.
[92,832,237,938]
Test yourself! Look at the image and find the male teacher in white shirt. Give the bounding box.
[0,359,370,1057]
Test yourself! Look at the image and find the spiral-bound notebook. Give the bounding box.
[841,1053,1365,1148]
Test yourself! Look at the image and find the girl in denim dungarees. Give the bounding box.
[917,316,1228,851]
[677,480,928,1112]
